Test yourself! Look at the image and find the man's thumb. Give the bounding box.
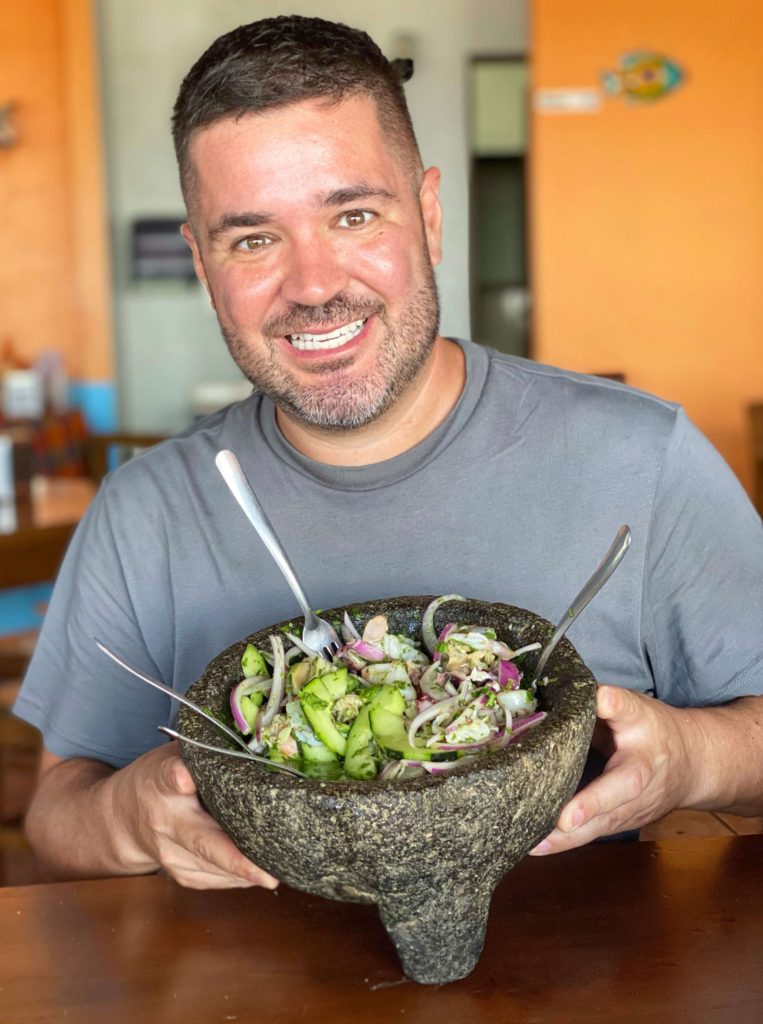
[597,684,624,720]
[161,754,197,795]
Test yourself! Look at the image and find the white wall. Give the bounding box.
[96,0,528,432]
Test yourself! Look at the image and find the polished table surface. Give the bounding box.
[1,835,761,1023]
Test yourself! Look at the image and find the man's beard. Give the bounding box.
[217,256,440,431]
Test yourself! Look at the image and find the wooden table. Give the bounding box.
[0,476,96,589]
[1,835,761,1023]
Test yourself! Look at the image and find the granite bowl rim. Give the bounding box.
[178,593,597,797]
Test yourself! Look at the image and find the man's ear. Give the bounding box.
[181,222,214,307]
[419,166,443,266]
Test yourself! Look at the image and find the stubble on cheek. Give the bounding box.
[218,315,393,429]
[212,245,441,430]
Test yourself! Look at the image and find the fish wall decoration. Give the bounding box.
[602,51,684,103]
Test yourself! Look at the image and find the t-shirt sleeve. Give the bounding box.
[642,409,763,706]
[12,481,172,768]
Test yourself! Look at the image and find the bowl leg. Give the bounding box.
[377,885,493,985]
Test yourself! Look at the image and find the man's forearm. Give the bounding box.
[24,758,159,881]
[685,695,763,815]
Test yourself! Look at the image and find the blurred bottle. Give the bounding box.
[0,337,44,421]
[36,350,70,413]
[1,369,44,420]
[0,433,17,533]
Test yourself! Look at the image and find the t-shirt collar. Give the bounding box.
[257,338,489,491]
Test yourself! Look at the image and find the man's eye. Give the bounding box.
[235,235,273,252]
[337,209,375,229]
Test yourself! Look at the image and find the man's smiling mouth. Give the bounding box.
[288,318,367,351]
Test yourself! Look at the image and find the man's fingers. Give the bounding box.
[193,826,280,889]
[596,684,646,724]
[147,743,279,889]
[157,750,197,796]
[557,756,648,833]
[531,790,646,855]
[177,859,279,890]
[164,822,280,890]
[171,761,198,795]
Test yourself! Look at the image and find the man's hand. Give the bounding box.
[109,741,279,890]
[26,742,280,890]
[529,684,697,856]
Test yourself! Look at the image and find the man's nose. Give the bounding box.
[280,238,349,306]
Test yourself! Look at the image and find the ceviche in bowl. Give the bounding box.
[177,595,597,985]
[228,594,548,782]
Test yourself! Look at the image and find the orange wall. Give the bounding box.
[530,0,763,492]
[0,0,113,381]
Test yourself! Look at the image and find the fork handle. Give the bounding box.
[215,450,315,624]
[531,524,631,685]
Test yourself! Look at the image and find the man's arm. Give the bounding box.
[24,743,279,889]
[530,686,763,855]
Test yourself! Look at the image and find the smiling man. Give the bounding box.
[178,91,461,460]
[14,16,763,886]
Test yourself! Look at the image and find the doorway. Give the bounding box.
[469,57,530,358]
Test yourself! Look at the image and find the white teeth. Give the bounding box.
[288,318,366,351]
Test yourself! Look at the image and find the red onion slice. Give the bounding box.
[510,710,546,737]
[433,622,456,662]
[259,634,285,732]
[341,611,361,643]
[497,659,521,688]
[407,694,460,747]
[346,639,386,662]
[229,676,270,735]
[430,736,494,752]
[421,595,466,655]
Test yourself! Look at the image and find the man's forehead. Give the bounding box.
[187,96,406,220]
[190,93,385,161]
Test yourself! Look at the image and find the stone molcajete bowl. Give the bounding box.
[177,595,597,985]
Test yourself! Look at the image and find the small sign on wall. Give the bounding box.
[534,89,601,114]
[131,219,196,281]
[535,50,685,116]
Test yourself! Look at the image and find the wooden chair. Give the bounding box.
[82,432,167,483]
[0,431,165,882]
[0,634,45,883]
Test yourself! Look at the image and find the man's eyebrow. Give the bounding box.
[321,185,397,206]
[207,212,273,244]
[206,187,397,244]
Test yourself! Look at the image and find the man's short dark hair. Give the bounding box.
[172,15,422,207]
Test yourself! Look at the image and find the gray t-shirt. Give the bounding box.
[14,340,763,767]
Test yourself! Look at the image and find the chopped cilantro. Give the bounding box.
[300,693,328,712]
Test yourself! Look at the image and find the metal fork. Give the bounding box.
[95,639,306,779]
[529,524,632,686]
[158,726,306,778]
[215,449,342,661]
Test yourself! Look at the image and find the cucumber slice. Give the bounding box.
[358,684,384,705]
[241,644,268,678]
[306,667,349,700]
[240,691,264,732]
[299,676,348,757]
[300,740,339,764]
[299,741,344,780]
[344,706,378,780]
[369,706,458,763]
[358,684,405,714]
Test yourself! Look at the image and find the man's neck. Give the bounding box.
[275,336,466,466]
